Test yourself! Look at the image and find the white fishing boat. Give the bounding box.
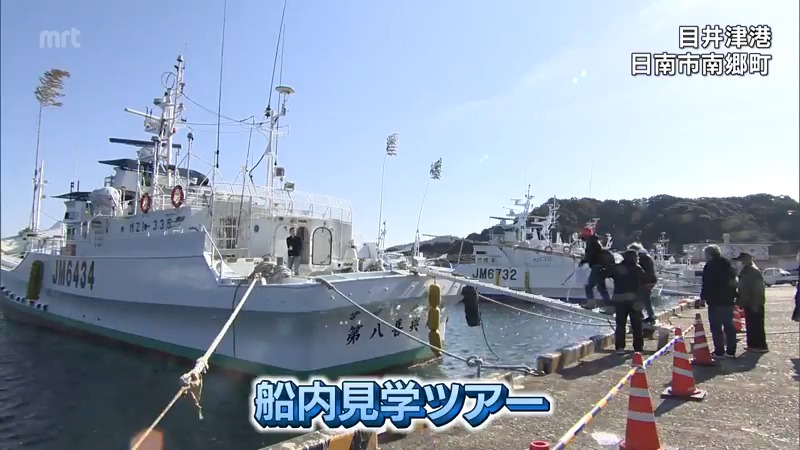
[452,187,616,302]
[650,233,703,294]
[0,55,466,377]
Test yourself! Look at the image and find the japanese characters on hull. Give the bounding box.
[344,308,423,346]
[631,24,773,77]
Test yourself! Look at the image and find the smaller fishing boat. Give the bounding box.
[452,187,616,302]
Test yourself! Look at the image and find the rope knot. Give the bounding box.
[179,359,208,420]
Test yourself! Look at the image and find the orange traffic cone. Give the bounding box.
[690,313,716,366]
[733,306,746,333]
[619,352,664,450]
[661,328,707,401]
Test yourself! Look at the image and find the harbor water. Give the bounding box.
[0,295,682,450]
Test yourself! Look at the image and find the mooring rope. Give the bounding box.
[477,293,612,327]
[130,275,261,450]
[314,277,545,377]
[416,266,614,324]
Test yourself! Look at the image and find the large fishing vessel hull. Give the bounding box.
[0,233,463,377]
[453,245,609,302]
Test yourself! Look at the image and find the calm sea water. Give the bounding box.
[0,296,680,450]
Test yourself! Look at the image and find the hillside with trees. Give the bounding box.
[388,194,800,258]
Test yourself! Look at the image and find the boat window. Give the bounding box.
[311,227,333,266]
[216,216,239,249]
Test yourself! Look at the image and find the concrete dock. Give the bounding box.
[260,287,799,449]
[379,286,799,450]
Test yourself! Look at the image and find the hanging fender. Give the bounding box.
[544,246,553,252]
[461,285,481,327]
[171,185,185,208]
[139,193,152,214]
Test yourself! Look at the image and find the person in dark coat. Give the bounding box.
[628,243,658,323]
[578,227,611,307]
[700,244,738,358]
[286,228,303,275]
[605,249,646,354]
[792,252,800,322]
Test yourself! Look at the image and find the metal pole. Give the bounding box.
[33,160,45,232]
[413,177,432,258]
[377,153,388,250]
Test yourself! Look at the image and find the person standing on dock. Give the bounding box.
[733,252,768,352]
[578,227,611,308]
[286,228,303,275]
[700,244,738,358]
[792,252,799,322]
[628,243,658,324]
[606,249,646,354]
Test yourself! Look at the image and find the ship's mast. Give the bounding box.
[124,55,186,200]
[263,85,293,189]
[516,185,532,241]
[31,160,45,232]
[167,56,186,187]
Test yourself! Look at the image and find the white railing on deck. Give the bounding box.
[26,237,65,255]
[198,183,353,223]
[200,225,226,278]
[114,182,353,224]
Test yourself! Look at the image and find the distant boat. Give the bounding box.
[1,221,64,260]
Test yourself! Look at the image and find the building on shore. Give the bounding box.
[683,233,799,270]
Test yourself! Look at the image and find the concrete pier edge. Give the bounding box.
[535,299,693,374]
[259,299,696,449]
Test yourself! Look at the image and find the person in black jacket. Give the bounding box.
[700,244,738,358]
[628,243,658,324]
[605,249,645,354]
[578,228,611,307]
[792,252,799,322]
[286,228,303,275]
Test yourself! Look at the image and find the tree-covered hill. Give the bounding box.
[387,194,800,258]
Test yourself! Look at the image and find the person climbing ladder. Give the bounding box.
[578,227,611,309]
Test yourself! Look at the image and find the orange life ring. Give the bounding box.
[171,185,185,208]
[139,193,152,214]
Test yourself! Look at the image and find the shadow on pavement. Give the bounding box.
[559,348,657,380]
[653,352,765,418]
[791,358,800,381]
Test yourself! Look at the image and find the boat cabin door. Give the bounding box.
[311,226,333,266]
[296,226,310,264]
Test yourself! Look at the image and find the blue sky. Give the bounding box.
[2,0,798,246]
